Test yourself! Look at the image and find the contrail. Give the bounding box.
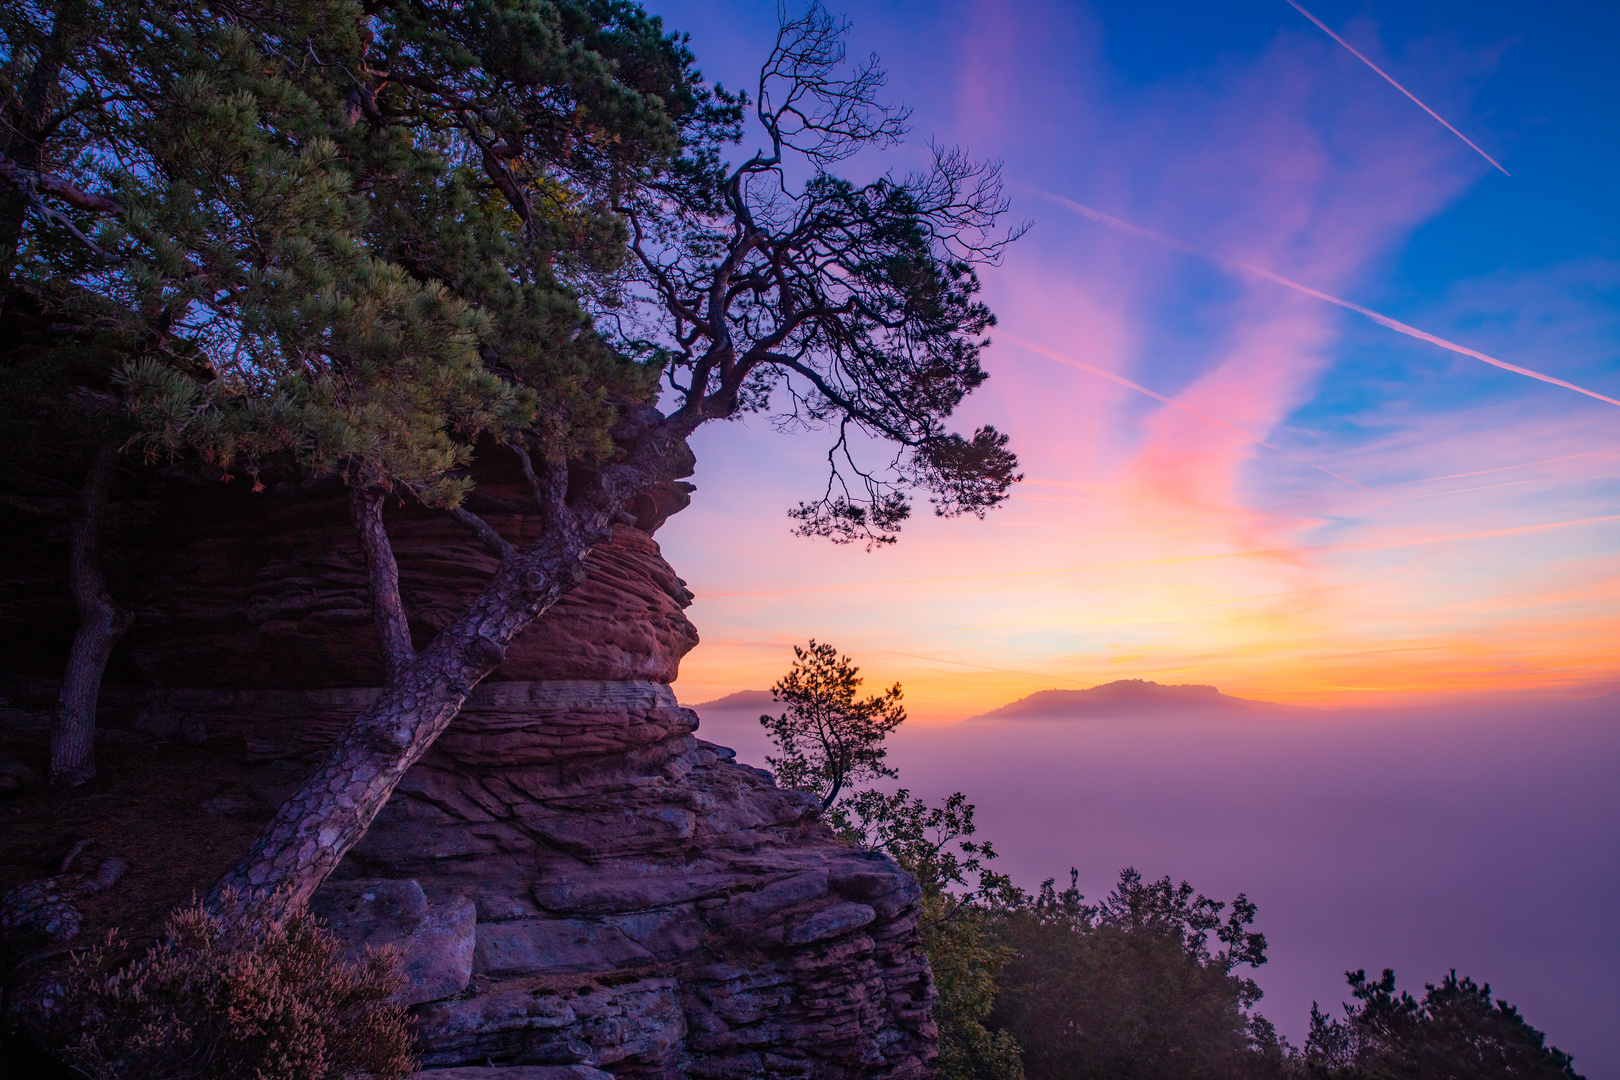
[1402,445,1620,485]
[1283,0,1510,176]
[1035,190,1620,409]
[1002,333,1269,443]
[1410,478,1549,499]
[1002,332,1377,492]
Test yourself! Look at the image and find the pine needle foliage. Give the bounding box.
[1300,968,1583,1080]
[15,0,739,502]
[760,639,906,809]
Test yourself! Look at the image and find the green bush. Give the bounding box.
[831,788,1026,1080]
[51,896,416,1080]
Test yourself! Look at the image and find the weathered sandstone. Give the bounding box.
[0,459,936,1077]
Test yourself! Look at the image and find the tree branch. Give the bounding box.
[450,504,513,559]
[0,158,121,214]
[511,442,565,520]
[348,484,414,684]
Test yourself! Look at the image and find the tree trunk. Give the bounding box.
[208,531,587,919]
[50,440,132,788]
[349,484,414,682]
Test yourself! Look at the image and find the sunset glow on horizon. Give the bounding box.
[647,0,1620,721]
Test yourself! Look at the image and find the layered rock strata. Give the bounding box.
[0,464,938,1077]
[311,690,933,1078]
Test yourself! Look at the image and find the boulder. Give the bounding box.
[0,757,35,797]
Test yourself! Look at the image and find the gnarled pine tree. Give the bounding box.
[95,0,1022,921]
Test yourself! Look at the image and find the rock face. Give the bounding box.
[0,460,937,1078]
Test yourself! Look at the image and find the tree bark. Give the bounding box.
[210,416,698,922]
[50,440,132,788]
[209,530,586,919]
[349,485,414,683]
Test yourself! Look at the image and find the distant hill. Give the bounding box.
[688,689,776,711]
[968,679,1309,721]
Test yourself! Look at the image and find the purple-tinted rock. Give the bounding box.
[311,879,476,1006]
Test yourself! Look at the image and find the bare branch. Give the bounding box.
[753,3,909,167]
[0,158,121,213]
[605,3,1023,545]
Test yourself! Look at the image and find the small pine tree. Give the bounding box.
[760,640,906,808]
[759,642,1025,1080]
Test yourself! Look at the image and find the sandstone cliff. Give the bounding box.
[0,463,937,1078]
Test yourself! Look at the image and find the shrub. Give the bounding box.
[50,895,416,1079]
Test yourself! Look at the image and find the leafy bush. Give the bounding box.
[833,788,1025,1080]
[49,896,416,1080]
[990,869,1279,1080]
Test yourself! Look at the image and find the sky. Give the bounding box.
[642,0,1620,719]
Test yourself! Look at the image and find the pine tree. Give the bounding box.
[7,0,1024,919]
[760,640,907,808]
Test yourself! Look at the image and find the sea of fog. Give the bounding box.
[688,695,1620,1077]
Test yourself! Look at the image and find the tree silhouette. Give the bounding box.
[760,639,906,808]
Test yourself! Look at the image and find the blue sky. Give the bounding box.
[643,0,1620,714]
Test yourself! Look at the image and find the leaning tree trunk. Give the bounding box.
[209,419,697,923]
[50,440,133,787]
[208,519,588,920]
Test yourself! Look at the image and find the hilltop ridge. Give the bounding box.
[688,688,777,711]
[688,679,1311,722]
[967,679,1309,721]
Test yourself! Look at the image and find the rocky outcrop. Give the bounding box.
[0,458,938,1078]
[316,708,933,1078]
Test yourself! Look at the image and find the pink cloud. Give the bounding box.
[653,4,1620,717]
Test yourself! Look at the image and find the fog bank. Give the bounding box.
[690,695,1620,1075]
